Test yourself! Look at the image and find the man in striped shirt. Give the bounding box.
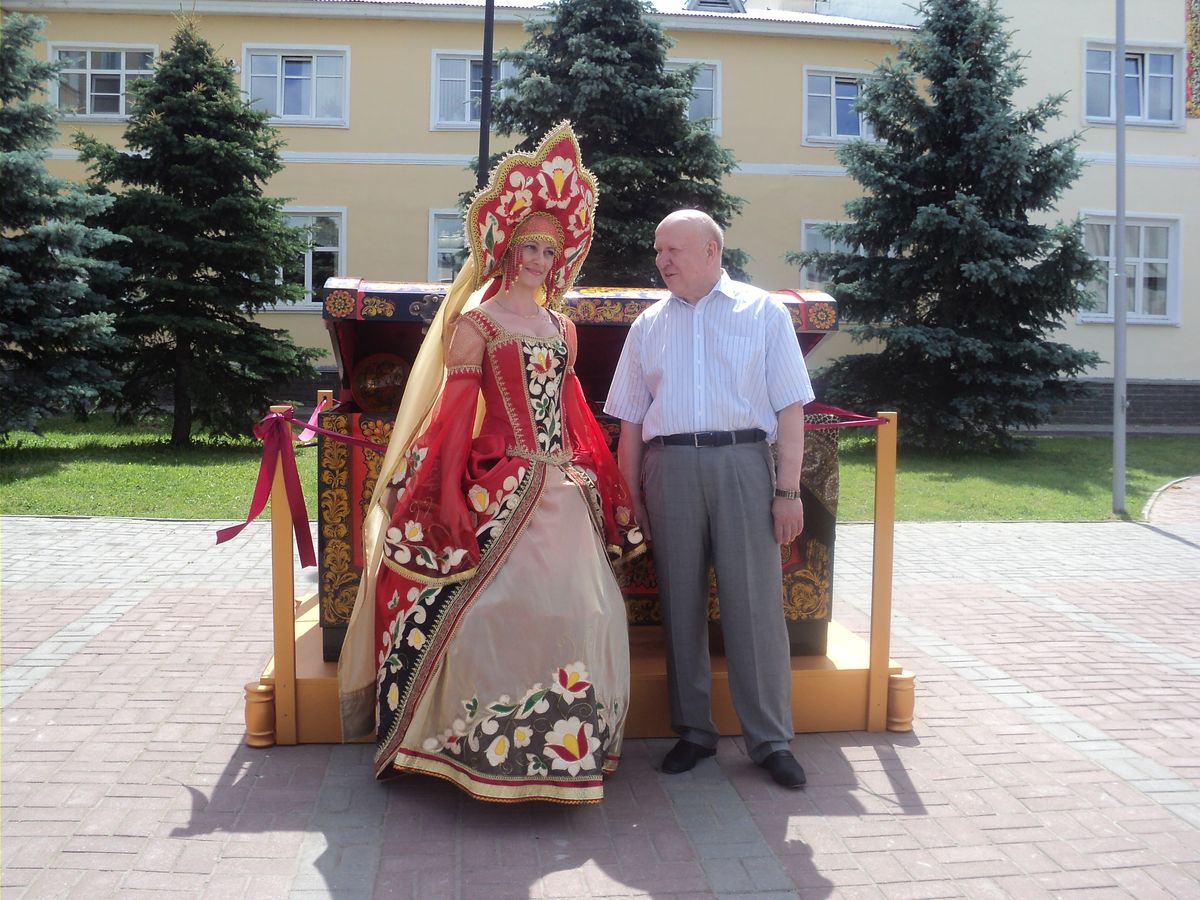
[605,209,814,789]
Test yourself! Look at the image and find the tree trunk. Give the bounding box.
[171,339,193,447]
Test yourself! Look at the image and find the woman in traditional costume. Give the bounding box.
[338,122,644,803]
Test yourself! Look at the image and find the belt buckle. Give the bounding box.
[694,431,717,447]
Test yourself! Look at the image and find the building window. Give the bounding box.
[1084,44,1181,126]
[245,47,348,126]
[51,45,155,117]
[667,60,721,132]
[686,0,747,11]
[429,210,467,283]
[804,69,874,143]
[1081,214,1179,323]
[282,210,345,306]
[432,52,517,129]
[799,221,862,289]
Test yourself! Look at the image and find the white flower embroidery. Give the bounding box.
[468,484,490,512]
[537,157,576,209]
[550,662,592,702]
[485,734,511,767]
[544,717,599,776]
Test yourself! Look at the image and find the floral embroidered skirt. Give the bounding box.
[388,469,630,803]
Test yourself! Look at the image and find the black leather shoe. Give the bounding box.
[660,739,717,774]
[759,750,806,788]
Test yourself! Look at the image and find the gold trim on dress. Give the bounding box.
[393,748,606,805]
[508,446,572,466]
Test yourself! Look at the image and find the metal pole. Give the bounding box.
[476,0,496,189]
[1113,0,1127,514]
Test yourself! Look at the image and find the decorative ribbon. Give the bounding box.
[804,402,890,431]
[215,406,388,568]
[217,400,886,568]
[296,396,329,442]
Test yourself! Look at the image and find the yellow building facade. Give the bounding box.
[8,0,1199,394]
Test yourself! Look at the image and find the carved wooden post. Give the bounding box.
[269,403,298,745]
[866,411,897,731]
[887,670,916,732]
[244,680,276,747]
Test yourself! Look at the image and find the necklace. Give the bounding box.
[495,298,545,320]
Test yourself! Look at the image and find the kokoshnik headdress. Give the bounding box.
[466,120,599,307]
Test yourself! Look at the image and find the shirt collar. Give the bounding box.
[669,269,731,308]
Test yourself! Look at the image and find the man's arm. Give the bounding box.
[771,400,806,545]
[616,419,651,543]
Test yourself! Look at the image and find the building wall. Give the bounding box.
[12,0,1198,392]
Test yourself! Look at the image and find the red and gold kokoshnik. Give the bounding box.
[466,121,598,305]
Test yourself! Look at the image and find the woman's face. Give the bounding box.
[516,239,557,288]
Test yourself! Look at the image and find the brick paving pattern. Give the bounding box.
[2,477,1198,898]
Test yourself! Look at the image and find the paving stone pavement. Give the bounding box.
[2,478,1198,899]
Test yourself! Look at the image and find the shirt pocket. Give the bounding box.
[713,334,760,398]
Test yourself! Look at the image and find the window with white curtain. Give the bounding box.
[245,47,348,126]
[432,52,517,129]
[666,60,721,132]
[1081,214,1179,323]
[804,69,874,143]
[281,210,345,307]
[429,210,467,283]
[1084,43,1181,126]
[799,221,863,289]
[51,45,155,117]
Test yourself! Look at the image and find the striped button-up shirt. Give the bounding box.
[604,271,815,442]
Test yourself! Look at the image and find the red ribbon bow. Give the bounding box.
[215,404,389,567]
[216,409,317,567]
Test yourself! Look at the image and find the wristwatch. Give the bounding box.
[773,487,803,500]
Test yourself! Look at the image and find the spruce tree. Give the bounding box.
[792,0,1100,453]
[490,0,746,285]
[0,14,123,436]
[76,16,319,447]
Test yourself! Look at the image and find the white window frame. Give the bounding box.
[799,219,864,289]
[47,42,158,120]
[803,66,875,146]
[1082,40,1184,128]
[666,58,722,135]
[428,209,467,283]
[242,44,350,128]
[278,207,348,311]
[1079,210,1182,325]
[430,50,517,131]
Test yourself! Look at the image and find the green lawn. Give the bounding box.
[0,416,1195,522]
[0,415,318,519]
[835,432,1198,522]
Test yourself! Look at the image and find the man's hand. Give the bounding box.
[617,419,651,543]
[632,494,652,543]
[772,496,804,545]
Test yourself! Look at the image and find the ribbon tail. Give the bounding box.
[297,397,328,442]
[215,429,281,546]
[278,433,317,568]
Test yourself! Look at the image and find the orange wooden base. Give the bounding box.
[251,592,905,745]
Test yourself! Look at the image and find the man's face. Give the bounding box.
[654,218,719,302]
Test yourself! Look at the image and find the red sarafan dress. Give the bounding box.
[370,307,644,803]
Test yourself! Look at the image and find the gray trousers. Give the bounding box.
[643,441,794,763]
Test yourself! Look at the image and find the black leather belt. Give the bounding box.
[650,429,766,447]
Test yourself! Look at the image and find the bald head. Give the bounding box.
[654,209,724,303]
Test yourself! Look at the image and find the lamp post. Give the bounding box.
[476,0,496,189]
[1112,0,1128,514]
